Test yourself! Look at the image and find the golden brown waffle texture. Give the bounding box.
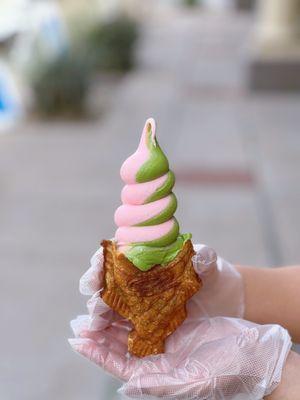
[101,239,202,357]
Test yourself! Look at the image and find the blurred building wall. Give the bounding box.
[256,0,300,45]
[249,0,300,90]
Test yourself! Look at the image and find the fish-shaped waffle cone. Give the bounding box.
[101,239,202,357]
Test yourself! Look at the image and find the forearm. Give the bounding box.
[264,351,300,400]
[236,265,300,343]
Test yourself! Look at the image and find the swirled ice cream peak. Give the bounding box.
[114,118,191,271]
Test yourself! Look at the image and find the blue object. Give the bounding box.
[0,65,21,129]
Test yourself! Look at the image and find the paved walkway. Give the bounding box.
[1,7,300,400]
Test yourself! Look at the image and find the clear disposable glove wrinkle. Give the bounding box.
[69,244,292,400]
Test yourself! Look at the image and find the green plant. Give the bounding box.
[182,0,200,6]
[31,51,90,117]
[85,15,138,72]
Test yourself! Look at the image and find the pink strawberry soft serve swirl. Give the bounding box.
[113,118,190,271]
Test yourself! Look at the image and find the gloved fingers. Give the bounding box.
[88,309,119,331]
[106,323,132,345]
[70,315,90,337]
[70,315,130,359]
[70,311,113,336]
[197,318,292,398]
[191,244,245,318]
[123,374,261,400]
[165,318,211,357]
[112,318,132,330]
[119,347,261,400]
[68,337,138,381]
[79,247,104,295]
[128,352,179,377]
[86,290,120,329]
[120,372,177,399]
[120,372,212,399]
[80,328,129,355]
[87,290,110,317]
[119,319,292,399]
[80,324,130,349]
[86,288,130,328]
[193,244,240,283]
[192,244,217,278]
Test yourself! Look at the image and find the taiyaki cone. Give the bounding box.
[101,239,202,357]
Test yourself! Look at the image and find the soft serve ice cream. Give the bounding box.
[114,118,191,271]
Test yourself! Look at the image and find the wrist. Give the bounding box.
[265,351,300,400]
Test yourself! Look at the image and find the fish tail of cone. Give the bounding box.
[128,329,165,357]
[128,304,188,358]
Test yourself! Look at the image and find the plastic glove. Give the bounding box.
[192,244,244,318]
[69,315,291,399]
[69,245,291,399]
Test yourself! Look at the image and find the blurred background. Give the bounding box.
[1,0,300,399]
